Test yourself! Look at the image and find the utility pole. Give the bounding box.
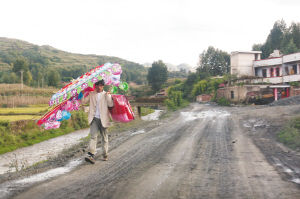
[20,70,24,90]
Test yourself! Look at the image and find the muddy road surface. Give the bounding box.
[4,104,300,198]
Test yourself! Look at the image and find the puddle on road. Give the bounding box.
[141,110,163,121]
[291,178,300,184]
[284,168,293,173]
[0,129,89,175]
[181,110,230,121]
[0,158,83,199]
[131,130,146,136]
[272,157,300,185]
[243,119,269,131]
[16,158,82,184]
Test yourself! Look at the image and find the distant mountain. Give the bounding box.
[0,37,148,85]
[144,62,195,72]
[143,63,152,68]
[166,63,194,72]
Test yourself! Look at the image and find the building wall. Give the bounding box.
[231,53,258,77]
[196,94,212,102]
[217,85,261,103]
[253,57,282,67]
[283,74,300,82]
[252,76,283,84]
[283,52,300,63]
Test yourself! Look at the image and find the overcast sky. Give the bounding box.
[0,0,299,67]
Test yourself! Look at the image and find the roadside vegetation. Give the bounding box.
[217,97,230,106]
[0,111,88,154]
[140,107,155,116]
[277,116,300,150]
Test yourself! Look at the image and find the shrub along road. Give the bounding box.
[4,103,300,199]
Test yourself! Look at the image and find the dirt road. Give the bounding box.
[5,104,300,198]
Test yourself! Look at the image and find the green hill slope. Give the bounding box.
[0,37,147,86]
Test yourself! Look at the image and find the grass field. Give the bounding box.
[0,104,48,114]
[0,115,40,121]
[0,104,49,121]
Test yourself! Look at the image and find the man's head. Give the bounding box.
[95,80,105,93]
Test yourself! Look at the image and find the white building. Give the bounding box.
[230,51,261,77]
[231,50,300,84]
[253,52,300,84]
[230,50,300,100]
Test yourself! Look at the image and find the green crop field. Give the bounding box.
[0,115,39,121]
[0,104,48,114]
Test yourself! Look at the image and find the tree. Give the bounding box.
[9,72,18,84]
[266,19,286,50]
[290,22,300,49]
[12,57,29,74]
[47,70,61,87]
[147,60,168,92]
[192,80,208,97]
[197,46,230,76]
[252,44,263,51]
[252,20,300,58]
[24,71,33,85]
[282,38,298,54]
[183,73,198,100]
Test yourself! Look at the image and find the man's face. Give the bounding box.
[95,84,104,93]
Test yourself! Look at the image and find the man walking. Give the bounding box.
[82,79,114,164]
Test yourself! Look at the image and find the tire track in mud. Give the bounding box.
[231,113,300,199]
[108,108,234,199]
[185,115,236,199]
[113,118,211,199]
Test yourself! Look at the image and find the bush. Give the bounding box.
[289,82,300,87]
[164,99,176,110]
[217,97,230,106]
[140,107,155,116]
[277,117,300,149]
[0,120,10,128]
[71,111,88,130]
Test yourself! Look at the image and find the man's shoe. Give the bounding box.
[102,155,108,161]
[85,152,95,164]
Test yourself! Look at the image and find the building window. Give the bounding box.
[262,69,267,77]
[255,68,259,76]
[285,67,289,75]
[231,91,234,99]
[292,64,297,74]
[276,68,280,77]
[270,68,274,77]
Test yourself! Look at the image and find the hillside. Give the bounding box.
[0,37,147,85]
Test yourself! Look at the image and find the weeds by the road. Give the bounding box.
[140,107,155,116]
[8,153,29,173]
[217,97,231,106]
[277,116,300,150]
[0,111,89,155]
